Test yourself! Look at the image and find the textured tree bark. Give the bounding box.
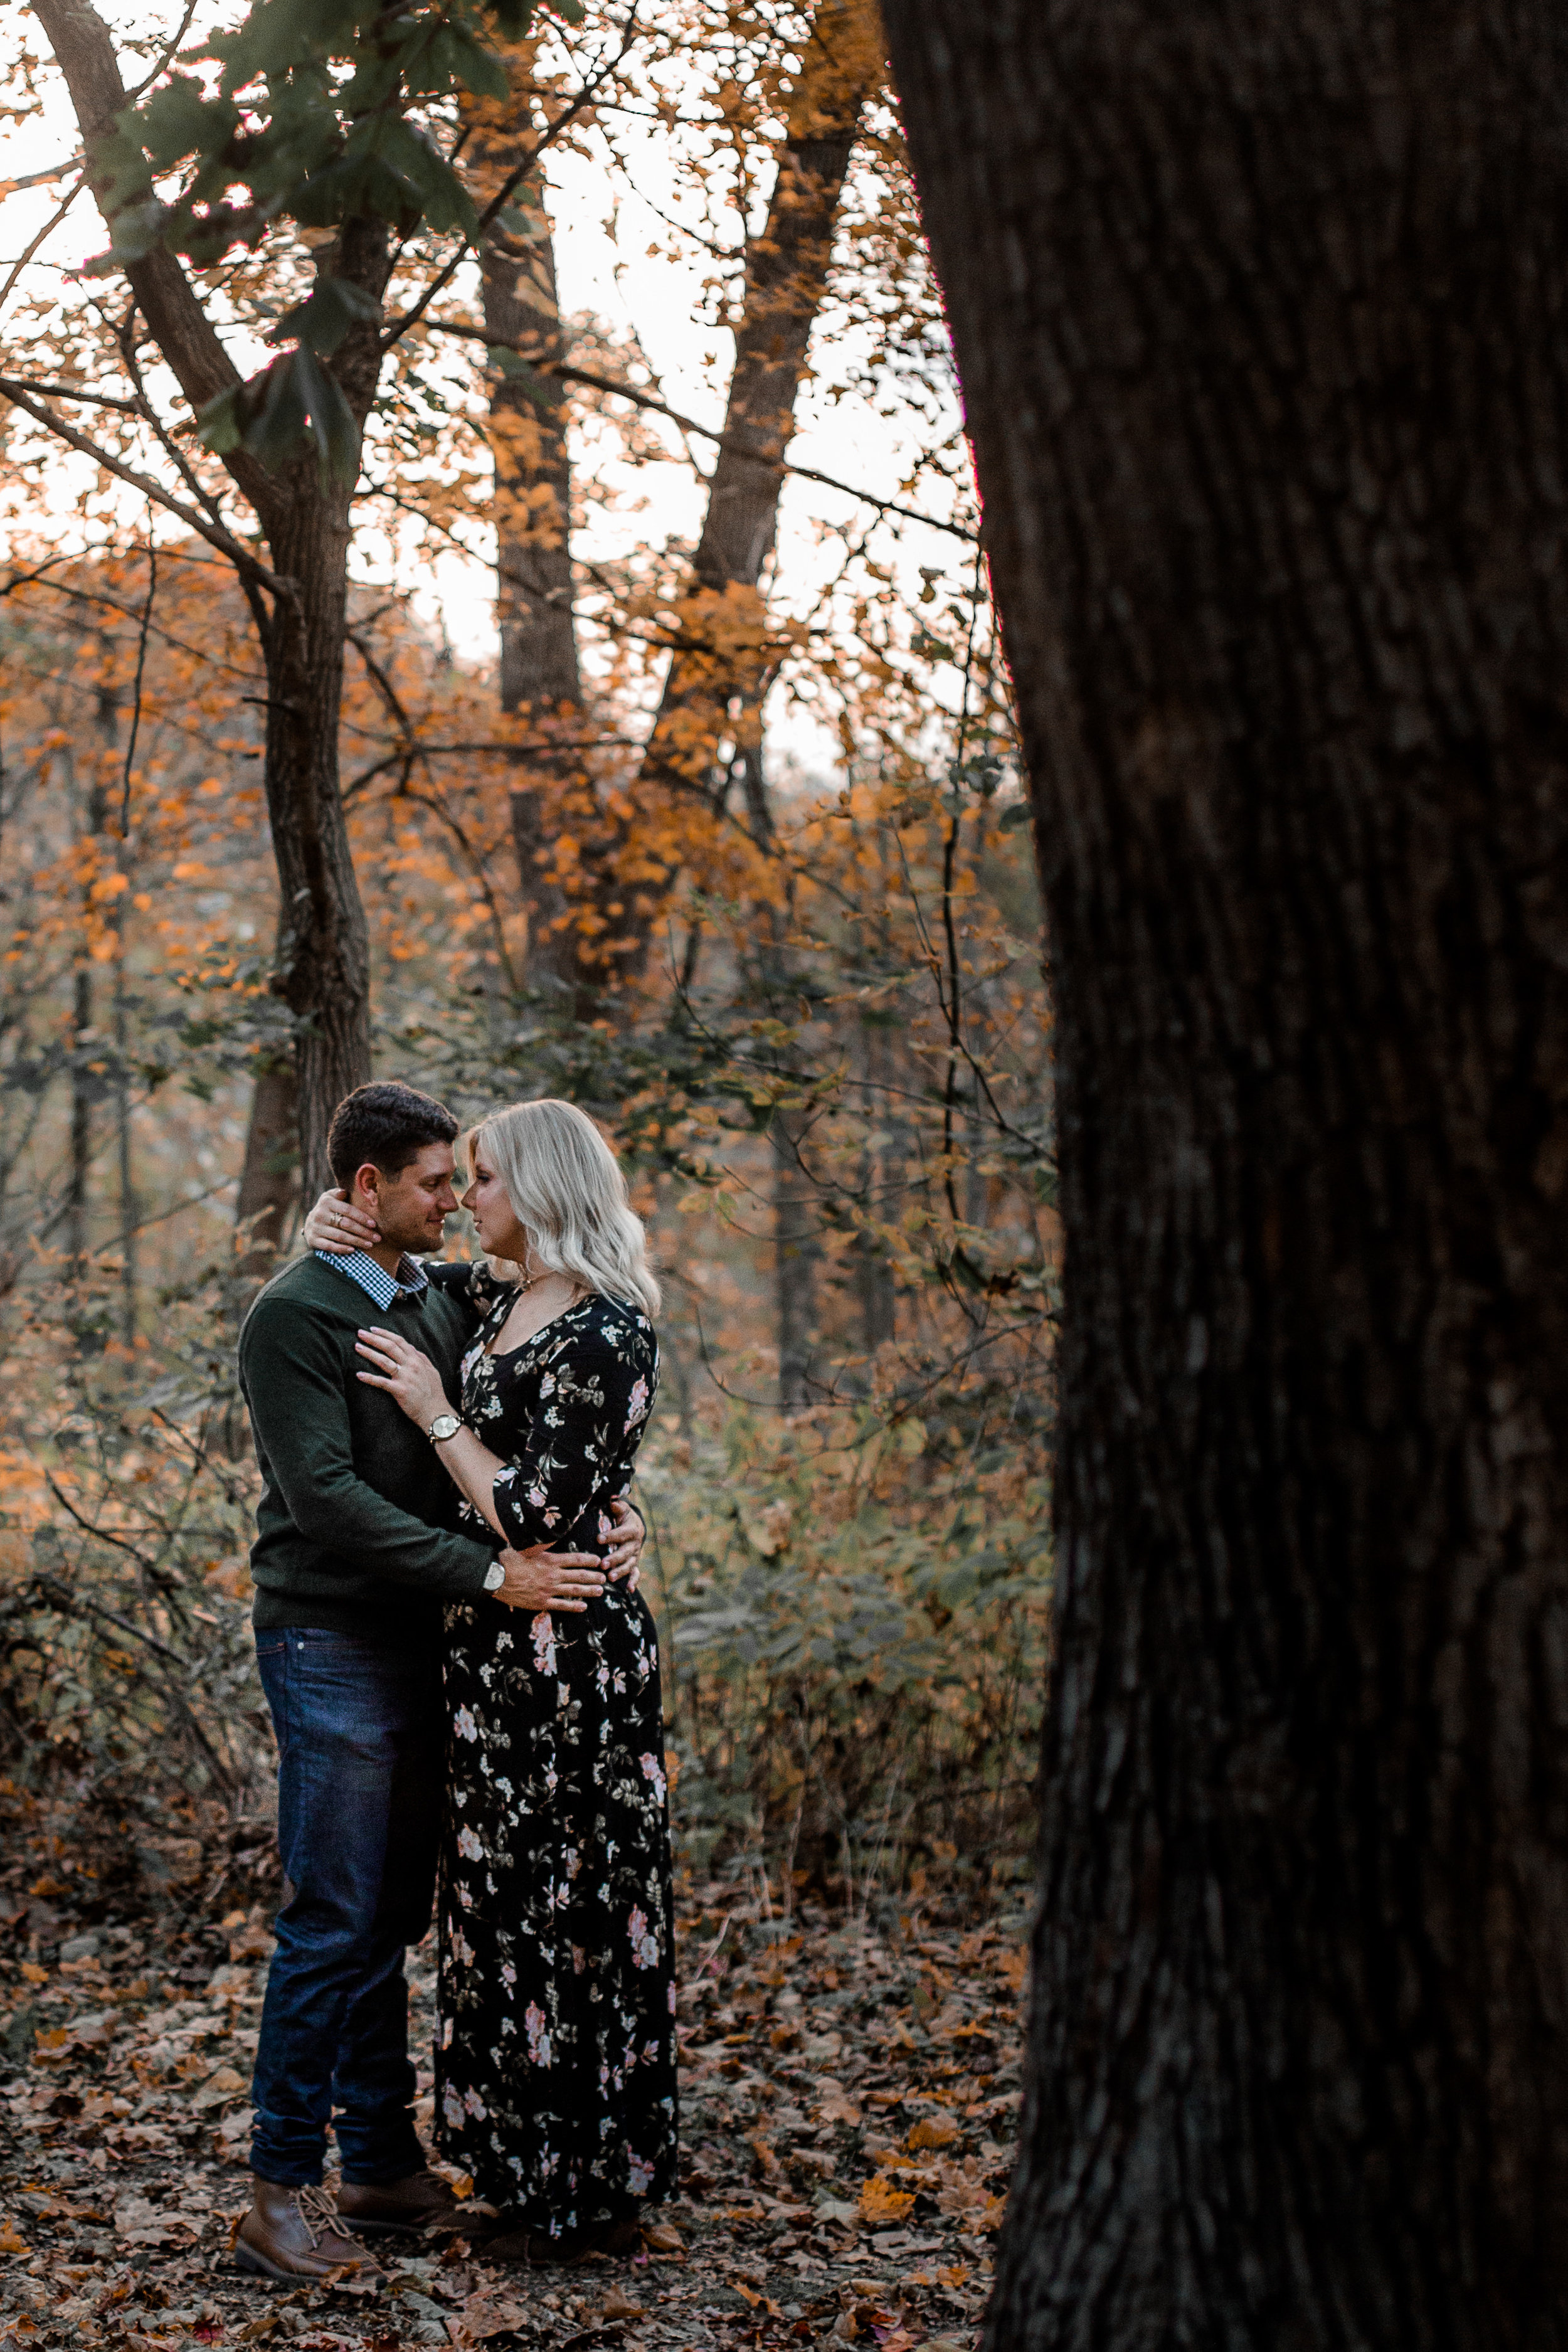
[773,1106,822,1408]
[36,0,379,1203]
[462,53,590,994]
[233,1058,299,1276]
[482,188,579,718]
[639,0,881,813]
[880,1,1568,2346]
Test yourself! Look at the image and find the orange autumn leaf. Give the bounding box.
[906,2116,961,2151]
[858,2173,917,2225]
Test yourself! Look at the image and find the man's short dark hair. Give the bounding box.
[327,1082,459,1192]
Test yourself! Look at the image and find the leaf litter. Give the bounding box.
[0,1816,1026,2352]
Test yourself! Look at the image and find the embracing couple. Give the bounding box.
[233,1081,676,2280]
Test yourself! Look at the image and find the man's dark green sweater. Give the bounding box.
[238,1254,495,1640]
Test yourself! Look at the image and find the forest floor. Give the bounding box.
[0,1816,1026,2352]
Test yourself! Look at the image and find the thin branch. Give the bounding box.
[430,327,980,543]
[0,374,142,412]
[0,174,85,319]
[379,11,645,354]
[3,571,260,684]
[345,627,518,987]
[117,311,255,584]
[122,0,202,102]
[0,156,82,191]
[0,376,294,603]
[119,529,156,837]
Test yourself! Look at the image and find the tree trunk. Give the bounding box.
[880,2,1568,2345]
[639,0,881,814]
[464,56,585,995]
[233,1056,299,1274]
[257,474,376,1200]
[37,0,381,1204]
[773,1104,820,1409]
[67,693,113,1278]
[484,188,579,719]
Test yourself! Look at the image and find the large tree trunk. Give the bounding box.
[464,55,585,996]
[881,1,1568,2346]
[36,0,380,1207]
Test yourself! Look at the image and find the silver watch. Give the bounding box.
[482,1560,507,1592]
[428,1411,463,1445]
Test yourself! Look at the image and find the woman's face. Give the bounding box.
[464,1143,531,1265]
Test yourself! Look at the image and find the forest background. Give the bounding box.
[0,0,1052,1924]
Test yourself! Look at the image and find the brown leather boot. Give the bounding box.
[234,2178,381,2282]
[336,2168,459,2234]
[483,2213,643,2265]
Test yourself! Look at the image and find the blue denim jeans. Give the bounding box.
[250,1628,444,2186]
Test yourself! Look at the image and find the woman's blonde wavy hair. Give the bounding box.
[464,1098,660,1317]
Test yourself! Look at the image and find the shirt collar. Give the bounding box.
[314,1248,429,1311]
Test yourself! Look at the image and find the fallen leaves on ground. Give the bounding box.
[0,1824,1025,2351]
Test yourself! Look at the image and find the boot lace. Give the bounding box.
[294,2186,348,2249]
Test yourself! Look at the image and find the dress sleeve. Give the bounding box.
[423,1258,508,1311]
[489,1311,657,1551]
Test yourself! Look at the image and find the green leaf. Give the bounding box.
[243,352,309,470]
[295,150,420,233]
[440,24,511,102]
[485,347,556,408]
[80,198,171,276]
[196,381,247,455]
[92,125,156,213]
[204,0,361,91]
[290,346,362,485]
[136,76,238,169]
[486,0,538,35]
[368,115,479,237]
[270,275,383,356]
[997,800,1032,832]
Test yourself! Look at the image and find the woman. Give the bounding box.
[303,1099,675,2257]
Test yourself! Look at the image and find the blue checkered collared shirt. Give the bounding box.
[314,1248,430,1311]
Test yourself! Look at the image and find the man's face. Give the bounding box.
[353,1142,457,1255]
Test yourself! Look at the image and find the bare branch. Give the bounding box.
[0,171,85,318]
[379,11,645,354]
[0,374,295,603]
[30,0,280,529]
[431,326,980,543]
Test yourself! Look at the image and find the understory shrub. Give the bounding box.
[0,1276,1050,1914]
[640,1404,1050,1910]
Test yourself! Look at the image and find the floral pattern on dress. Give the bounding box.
[430,1274,676,2233]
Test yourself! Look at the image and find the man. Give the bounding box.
[233,1082,643,2281]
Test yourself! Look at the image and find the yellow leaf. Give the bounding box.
[0,2220,27,2254]
[906,2117,960,2152]
[858,2175,916,2225]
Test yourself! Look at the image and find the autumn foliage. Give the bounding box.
[0,0,1052,1915]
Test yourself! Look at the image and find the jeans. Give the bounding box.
[250,1627,444,2186]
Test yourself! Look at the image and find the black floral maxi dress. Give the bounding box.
[425,1267,677,2235]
